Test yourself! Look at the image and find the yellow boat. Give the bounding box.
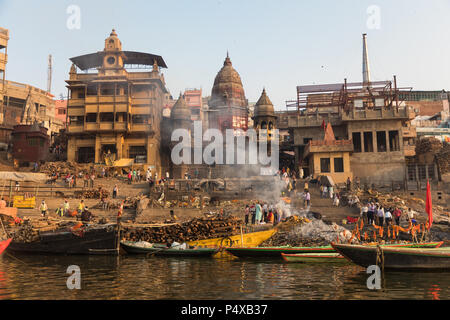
[187,228,277,248]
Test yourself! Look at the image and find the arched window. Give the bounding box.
[261,121,267,129]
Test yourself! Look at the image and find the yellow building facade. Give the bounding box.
[66,30,169,173]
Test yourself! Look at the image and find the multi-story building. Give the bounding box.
[0,27,64,144]
[54,99,68,125]
[184,88,203,122]
[66,29,169,173]
[0,27,8,123]
[278,78,416,184]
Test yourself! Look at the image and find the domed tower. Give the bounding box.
[253,88,277,133]
[169,93,192,178]
[170,93,192,131]
[208,53,248,132]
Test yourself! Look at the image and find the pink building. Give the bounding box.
[54,99,67,125]
[184,88,203,122]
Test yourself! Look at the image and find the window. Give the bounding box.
[352,132,362,153]
[363,132,373,152]
[320,158,330,173]
[58,108,66,115]
[388,130,400,151]
[100,113,114,122]
[132,115,148,124]
[303,138,312,145]
[334,158,344,172]
[86,113,97,122]
[376,131,387,152]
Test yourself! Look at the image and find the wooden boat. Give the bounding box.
[121,241,218,257]
[281,252,347,263]
[226,245,334,258]
[0,238,12,255]
[186,228,277,248]
[225,241,443,258]
[7,224,120,255]
[332,243,450,270]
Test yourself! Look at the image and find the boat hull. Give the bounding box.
[121,242,218,256]
[282,252,347,263]
[226,246,334,258]
[332,243,450,270]
[7,225,119,255]
[225,242,443,258]
[186,229,277,248]
[0,238,12,255]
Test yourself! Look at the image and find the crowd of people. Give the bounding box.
[359,202,417,227]
[244,201,291,226]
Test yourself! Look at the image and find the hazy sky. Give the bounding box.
[1,0,449,109]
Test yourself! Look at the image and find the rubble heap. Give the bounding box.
[40,161,90,175]
[121,216,243,243]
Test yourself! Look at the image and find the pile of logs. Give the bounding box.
[122,216,243,243]
[40,161,88,175]
[415,137,443,155]
[74,188,110,199]
[436,143,450,174]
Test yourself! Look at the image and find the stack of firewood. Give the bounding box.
[436,143,450,174]
[415,137,442,155]
[121,216,243,243]
[74,189,110,199]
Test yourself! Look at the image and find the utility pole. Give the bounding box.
[47,54,52,93]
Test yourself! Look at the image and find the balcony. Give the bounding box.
[85,123,98,131]
[68,98,85,107]
[132,97,152,105]
[67,107,84,116]
[130,123,152,132]
[132,106,150,115]
[99,123,113,131]
[68,124,84,133]
[0,52,7,69]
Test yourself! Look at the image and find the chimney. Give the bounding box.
[362,33,371,86]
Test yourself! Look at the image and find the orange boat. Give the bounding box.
[0,238,12,255]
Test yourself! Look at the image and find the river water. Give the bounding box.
[0,253,449,300]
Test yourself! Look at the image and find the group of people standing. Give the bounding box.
[244,202,286,226]
[360,202,415,227]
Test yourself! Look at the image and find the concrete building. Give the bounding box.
[66,29,169,173]
[303,123,353,184]
[184,88,203,122]
[0,27,64,144]
[278,79,416,184]
[54,99,68,125]
[0,27,8,122]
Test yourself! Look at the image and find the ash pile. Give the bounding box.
[261,216,352,247]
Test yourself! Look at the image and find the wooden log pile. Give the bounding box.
[436,143,450,174]
[74,188,110,199]
[122,216,243,243]
[415,137,443,155]
[40,161,87,175]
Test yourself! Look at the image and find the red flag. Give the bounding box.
[426,179,433,230]
[321,119,326,130]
